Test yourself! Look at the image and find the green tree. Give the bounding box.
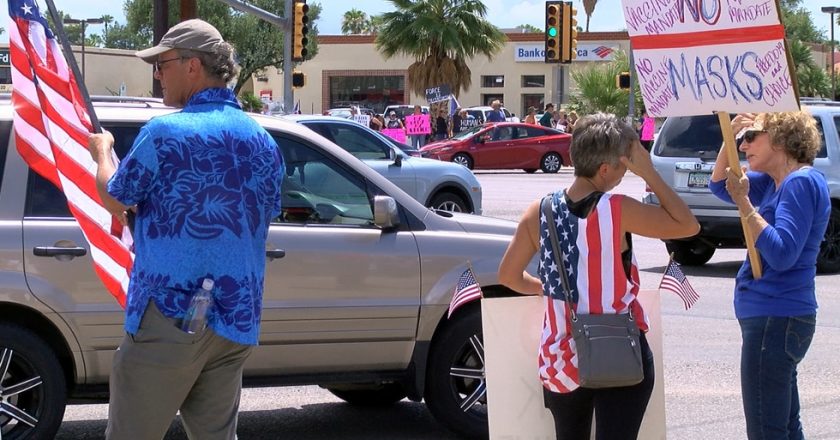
[515,24,541,33]
[780,0,826,43]
[582,0,597,32]
[368,15,385,34]
[341,8,369,35]
[114,0,321,94]
[375,0,505,98]
[569,50,643,118]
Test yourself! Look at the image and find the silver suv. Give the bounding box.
[0,97,520,439]
[643,103,840,272]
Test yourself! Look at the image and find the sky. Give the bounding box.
[0,0,832,41]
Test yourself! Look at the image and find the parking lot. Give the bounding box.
[59,169,840,439]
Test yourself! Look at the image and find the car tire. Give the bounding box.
[429,192,468,213]
[666,240,715,266]
[425,305,488,439]
[452,153,474,170]
[0,324,66,440]
[817,205,840,274]
[523,169,537,174]
[327,383,407,406]
[540,152,562,173]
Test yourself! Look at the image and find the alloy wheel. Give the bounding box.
[0,349,44,438]
[449,334,487,414]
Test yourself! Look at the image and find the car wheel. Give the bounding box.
[425,305,488,439]
[523,169,537,174]
[0,324,66,440]
[666,240,715,266]
[430,192,468,213]
[451,153,473,170]
[817,205,840,274]
[540,152,562,173]
[327,383,407,406]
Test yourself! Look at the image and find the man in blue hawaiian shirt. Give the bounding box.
[88,19,284,440]
[485,99,506,124]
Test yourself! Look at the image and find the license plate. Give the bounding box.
[688,172,711,188]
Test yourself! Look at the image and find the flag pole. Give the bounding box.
[43,0,101,133]
[466,260,483,299]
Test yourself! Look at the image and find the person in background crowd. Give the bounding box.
[435,109,449,141]
[524,106,538,125]
[486,99,506,123]
[452,108,464,136]
[408,105,428,149]
[88,19,284,440]
[555,109,569,133]
[567,111,579,134]
[710,111,829,440]
[370,113,383,132]
[385,111,404,129]
[540,103,555,128]
[639,111,655,151]
[498,112,698,440]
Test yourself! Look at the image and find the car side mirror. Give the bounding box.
[390,148,403,167]
[373,195,400,229]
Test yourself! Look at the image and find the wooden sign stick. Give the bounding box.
[716,111,762,279]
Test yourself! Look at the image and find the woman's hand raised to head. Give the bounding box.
[619,140,655,180]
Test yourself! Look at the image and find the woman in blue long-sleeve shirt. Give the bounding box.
[710,111,830,440]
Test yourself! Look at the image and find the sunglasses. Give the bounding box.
[741,129,766,144]
[153,56,187,72]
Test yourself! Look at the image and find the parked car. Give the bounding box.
[465,106,520,124]
[283,114,481,213]
[326,107,376,119]
[0,96,529,439]
[643,104,840,272]
[420,122,572,173]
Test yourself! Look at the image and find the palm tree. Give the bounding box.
[341,8,369,35]
[375,0,505,98]
[582,0,597,32]
[100,14,114,35]
[570,50,643,118]
[368,15,385,34]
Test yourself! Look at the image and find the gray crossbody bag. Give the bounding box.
[541,194,644,389]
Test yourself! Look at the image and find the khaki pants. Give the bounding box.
[106,302,253,440]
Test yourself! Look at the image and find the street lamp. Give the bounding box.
[822,6,840,100]
[63,17,104,78]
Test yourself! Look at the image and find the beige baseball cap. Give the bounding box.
[135,19,224,63]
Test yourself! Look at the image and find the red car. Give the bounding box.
[420,122,572,173]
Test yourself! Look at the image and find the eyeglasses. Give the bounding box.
[742,129,766,144]
[153,57,187,72]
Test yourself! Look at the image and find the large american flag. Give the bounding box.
[658,258,699,310]
[448,267,482,318]
[8,0,132,307]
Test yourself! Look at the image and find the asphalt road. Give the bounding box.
[58,169,840,439]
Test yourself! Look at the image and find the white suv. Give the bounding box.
[643,103,840,272]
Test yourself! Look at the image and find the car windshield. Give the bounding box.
[451,125,485,140]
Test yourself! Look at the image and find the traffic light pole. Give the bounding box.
[628,47,635,120]
[213,0,293,112]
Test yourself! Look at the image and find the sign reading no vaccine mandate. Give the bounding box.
[620,0,799,117]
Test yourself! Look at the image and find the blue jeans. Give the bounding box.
[739,315,816,440]
[410,134,426,149]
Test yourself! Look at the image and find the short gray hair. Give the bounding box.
[570,113,639,177]
[179,42,240,85]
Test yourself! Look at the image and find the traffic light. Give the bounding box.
[292,71,305,88]
[544,1,561,63]
[616,72,631,90]
[292,0,309,62]
[560,1,578,64]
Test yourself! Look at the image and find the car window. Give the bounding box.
[272,134,374,226]
[655,114,744,160]
[503,109,511,118]
[303,122,390,160]
[492,126,514,141]
[466,110,484,123]
[520,126,548,139]
[25,124,140,218]
[0,121,12,193]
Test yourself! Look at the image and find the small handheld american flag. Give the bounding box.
[448,266,482,318]
[658,256,699,310]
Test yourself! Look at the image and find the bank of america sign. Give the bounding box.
[514,43,618,62]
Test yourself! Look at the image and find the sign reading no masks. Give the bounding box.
[621,0,798,117]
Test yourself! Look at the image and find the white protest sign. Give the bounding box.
[621,0,798,117]
[352,114,371,127]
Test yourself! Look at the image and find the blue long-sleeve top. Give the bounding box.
[709,167,830,319]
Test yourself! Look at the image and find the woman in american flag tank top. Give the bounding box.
[499,113,699,439]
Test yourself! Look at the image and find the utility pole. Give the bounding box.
[181,0,197,20]
[628,46,635,120]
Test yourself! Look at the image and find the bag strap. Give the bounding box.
[541,194,577,322]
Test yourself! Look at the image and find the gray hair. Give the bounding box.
[570,113,639,177]
[179,42,240,85]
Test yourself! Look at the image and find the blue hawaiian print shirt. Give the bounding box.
[108,87,284,345]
